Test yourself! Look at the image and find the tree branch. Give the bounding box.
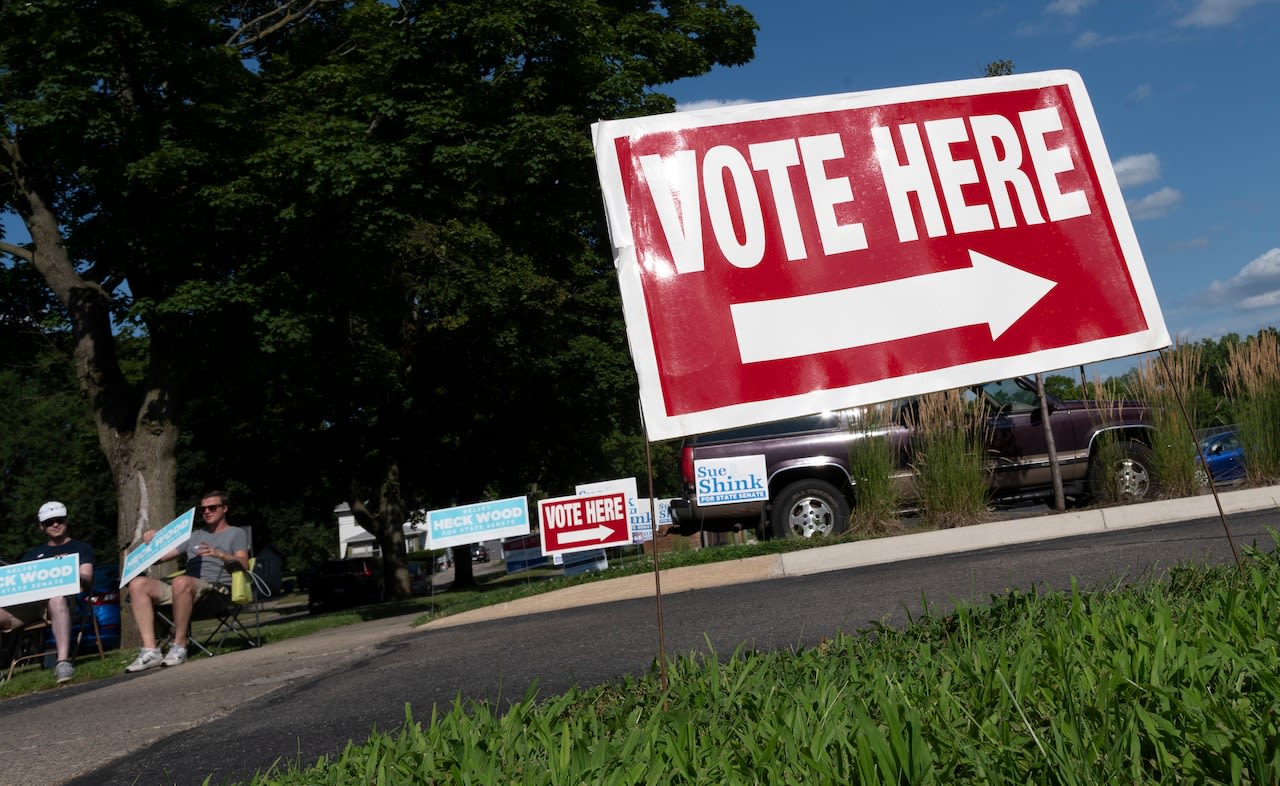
[0,239,32,263]
[226,0,334,51]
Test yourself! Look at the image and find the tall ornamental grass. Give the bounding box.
[846,404,903,536]
[906,389,989,528]
[249,540,1280,786]
[1127,342,1205,498]
[1225,331,1280,483]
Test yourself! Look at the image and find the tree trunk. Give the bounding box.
[5,139,182,648]
[451,546,475,589]
[348,462,412,601]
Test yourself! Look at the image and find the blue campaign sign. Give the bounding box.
[120,508,196,587]
[628,497,676,544]
[427,496,530,550]
[0,555,82,606]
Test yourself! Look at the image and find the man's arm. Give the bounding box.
[77,542,94,590]
[140,529,183,563]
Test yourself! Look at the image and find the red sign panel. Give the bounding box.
[593,70,1169,440]
[538,492,631,557]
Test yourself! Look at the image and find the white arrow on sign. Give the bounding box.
[557,525,620,545]
[730,251,1057,364]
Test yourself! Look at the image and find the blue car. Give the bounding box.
[1198,431,1245,485]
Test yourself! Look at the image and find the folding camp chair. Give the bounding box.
[155,558,269,657]
[203,558,268,651]
[2,593,104,680]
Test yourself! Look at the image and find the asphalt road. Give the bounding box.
[54,508,1276,786]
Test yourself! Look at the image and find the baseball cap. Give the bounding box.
[38,501,68,522]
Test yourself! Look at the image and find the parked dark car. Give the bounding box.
[471,544,489,563]
[1198,431,1245,485]
[307,557,384,614]
[671,376,1158,540]
[407,561,433,596]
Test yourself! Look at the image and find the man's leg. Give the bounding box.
[0,608,20,669]
[47,595,71,661]
[168,575,200,647]
[127,576,165,650]
[125,576,173,672]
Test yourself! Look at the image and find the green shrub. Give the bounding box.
[1226,331,1280,484]
[847,405,903,535]
[1127,343,1205,498]
[907,389,988,528]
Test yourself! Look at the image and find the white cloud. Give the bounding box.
[1126,186,1182,220]
[1112,153,1161,188]
[1045,0,1094,14]
[1239,290,1280,309]
[1127,83,1152,102]
[676,98,757,113]
[1177,0,1264,27]
[1073,30,1101,48]
[1205,248,1280,306]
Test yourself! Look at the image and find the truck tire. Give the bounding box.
[1089,440,1155,502]
[770,480,851,539]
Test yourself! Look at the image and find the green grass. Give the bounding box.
[246,538,1280,785]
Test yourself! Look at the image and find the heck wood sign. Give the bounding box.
[592,70,1169,440]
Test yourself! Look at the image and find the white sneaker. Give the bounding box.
[125,648,163,673]
[161,644,188,667]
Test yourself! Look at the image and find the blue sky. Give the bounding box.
[664,0,1279,375]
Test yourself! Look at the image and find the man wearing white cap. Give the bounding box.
[0,501,95,684]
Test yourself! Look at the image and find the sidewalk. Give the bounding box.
[6,484,1278,785]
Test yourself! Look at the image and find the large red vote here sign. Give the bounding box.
[592,70,1170,441]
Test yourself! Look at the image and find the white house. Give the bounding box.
[335,503,428,557]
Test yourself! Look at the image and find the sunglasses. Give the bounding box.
[198,504,226,513]
[41,517,67,527]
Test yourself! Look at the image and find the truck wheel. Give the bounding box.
[770,480,851,539]
[1089,441,1155,502]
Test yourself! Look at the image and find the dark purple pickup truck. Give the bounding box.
[669,377,1157,540]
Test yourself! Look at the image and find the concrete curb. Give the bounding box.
[779,485,1280,577]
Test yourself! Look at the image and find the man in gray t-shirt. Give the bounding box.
[123,490,250,672]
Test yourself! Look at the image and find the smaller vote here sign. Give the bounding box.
[538,492,631,557]
[593,70,1170,440]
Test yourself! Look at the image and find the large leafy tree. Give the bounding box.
[0,1,278,573]
[0,1,755,599]
[223,0,756,593]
